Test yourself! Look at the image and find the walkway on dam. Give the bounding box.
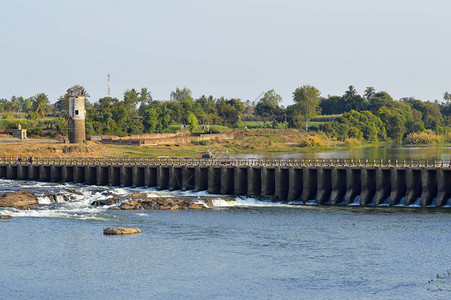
[1,157,450,207]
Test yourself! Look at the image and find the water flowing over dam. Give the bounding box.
[1,157,450,207]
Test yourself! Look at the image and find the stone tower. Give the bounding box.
[68,96,86,143]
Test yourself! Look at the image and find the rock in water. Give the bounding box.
[117,197,205,210]
[0,215,13,219]
[0,190,38,209]
[103,227,141,235]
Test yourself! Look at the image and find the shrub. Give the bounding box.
[299,135,325,147]
[404,131,443,145]
[342,138,362,147]
[191,140,211,146]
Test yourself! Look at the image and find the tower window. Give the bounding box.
[75,110,79,115]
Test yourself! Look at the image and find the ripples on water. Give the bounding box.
[0,179,450,299]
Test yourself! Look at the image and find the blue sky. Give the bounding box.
[1,0,450,105]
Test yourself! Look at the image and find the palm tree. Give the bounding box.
[345,85,357,99]
[443,91,450,105]
[32,93,50,117]
[364,87,376,103]
[139,88,152,105]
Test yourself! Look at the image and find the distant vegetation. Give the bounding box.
[0,84,450,145]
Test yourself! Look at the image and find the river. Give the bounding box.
[0,179,450,299]
[226,145,451,162]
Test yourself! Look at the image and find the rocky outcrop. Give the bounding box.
[103,227,141,235]
[91,196,123,206]
[0,215,13,219]
[48,193,71,203]
[117,197,205,210]
[92,192,206,210]
[0,190,38,209]
[91,192,147,206]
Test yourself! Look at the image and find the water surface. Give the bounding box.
[1,180,450,299]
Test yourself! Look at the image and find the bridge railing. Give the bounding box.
[0,157,450,167]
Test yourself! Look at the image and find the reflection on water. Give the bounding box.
[225,146,451,161]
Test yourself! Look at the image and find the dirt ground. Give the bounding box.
[0,138,111,158]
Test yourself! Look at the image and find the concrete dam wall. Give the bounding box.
[0,158,450,207]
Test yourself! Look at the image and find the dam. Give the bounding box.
[1,157,450,207]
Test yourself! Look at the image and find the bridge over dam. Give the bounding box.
[1,158,450,207]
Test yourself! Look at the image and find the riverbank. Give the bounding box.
[0,129,449,159]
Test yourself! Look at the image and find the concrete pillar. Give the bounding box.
[146,166,157,187]
[421,168,437,207]
[120,166,127,187]
[345,167,361,205]
[108,165,114,186]
[6,165,14,179]
[287,167,302,202]
[144,166,151,187]
[301,167,317,203]
[316,167,332,204]
[330,167,347,205]
[73,165,79,183]
[405,168,422,206]
[169,166,182,191]
[96,166,103,185]
[182,166,195,190]
[389,168,406,206]
[132,166,138,187]
[375,168,391,205]
[39,165,48,182]
[261,167,275,196]
[28,165,35,180]
[195,167,208,191]
[247,167,261,196]
[6,165,15,179]
[17,165,25,180]
[0,165,7,178]
[119,165,133,186]
[221,167,234,195]
[62,165,68,182]
[360,168,376,205]
[85,166,92,185]
[234,167,247,195]
[275,167,289,202]
[157,166,169,190]
[437,169,451,207]
[51,165,61,182]
[208,166,221,194]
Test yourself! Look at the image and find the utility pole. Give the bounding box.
[108,74,111,97]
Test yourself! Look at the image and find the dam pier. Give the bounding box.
[1,158,450,207]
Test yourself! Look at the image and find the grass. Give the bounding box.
[103,129,348,158]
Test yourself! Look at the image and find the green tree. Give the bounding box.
[343,86,366,111]
[255,89,282,127]
[364,87,376,103]
[142,108,158,133]
[443,92,450,105]
[67,85,89,97]
[319,95,346,115]
[344,85,357,99]
[32,93,50,117]
[139,88,152,105]
[377,107,406,143]
[332,110,386,141]
[187,112,198,131]
[216,98,245,127]
[292,85,321,131]
[170,87,193,102]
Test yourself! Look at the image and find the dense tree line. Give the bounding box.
[1,85,450,143]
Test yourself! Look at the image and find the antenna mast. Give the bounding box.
[108,74,111,97]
